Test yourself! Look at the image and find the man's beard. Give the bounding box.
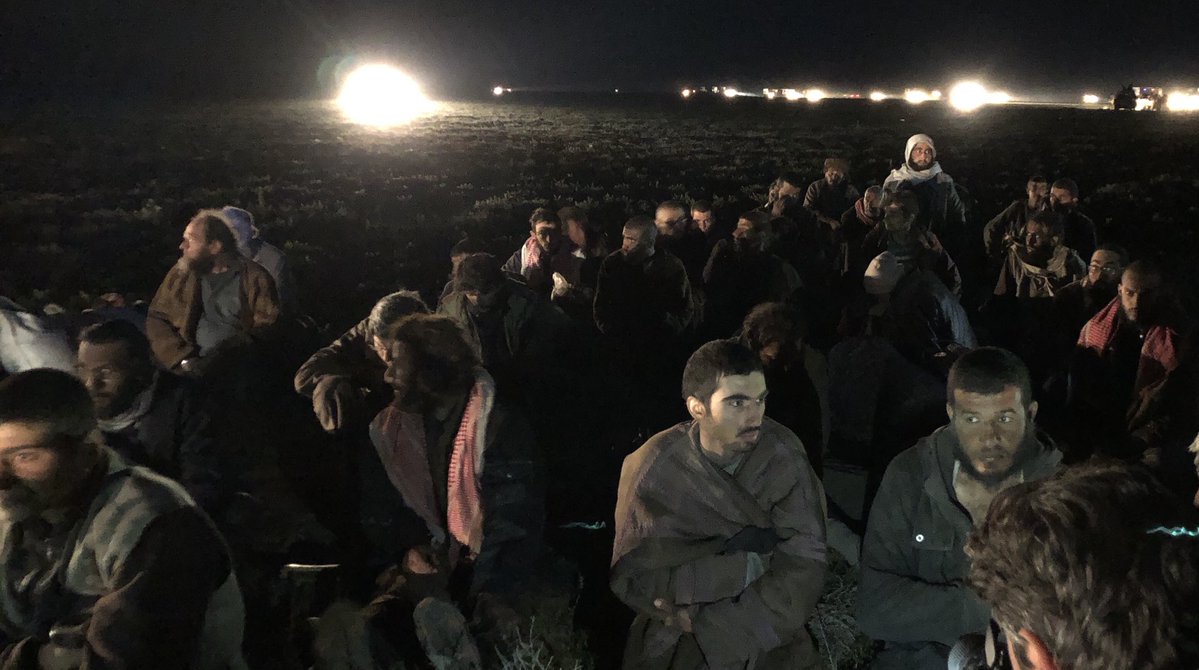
[955,432,1036,487]
[184,254,215,274]
[0,449,99,520]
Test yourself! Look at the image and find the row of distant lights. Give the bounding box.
[680,82,1016,112]
[1079,91,1199,111]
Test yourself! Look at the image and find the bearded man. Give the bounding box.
[146,209,280,376]
[855,347,1062,670]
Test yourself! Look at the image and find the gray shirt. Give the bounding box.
[195,269,242,355]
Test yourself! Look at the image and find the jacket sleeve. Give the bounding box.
[146,267,198,370]
[293,319,372,396]
[501,248,524,277]
[856,458,990,646]
[472,406,546,596]
[944,181,968,230]
[664,260,694,336]
[245,265,281,341]
[982,202,1018,260]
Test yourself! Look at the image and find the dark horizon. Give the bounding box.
[3,0,1197,102]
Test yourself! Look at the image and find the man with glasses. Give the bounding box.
[1053,244,1129,351]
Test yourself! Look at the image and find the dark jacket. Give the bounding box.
[702,240,801,338]
[982,199,1042,261]
[884,269,978,373]
[293,317,392,430]
[804,178,860,224]
[146,257,280,370]
[890,175,968,260]
[594,249,694,342]
[861,226,962,297]
[856,427,1061,669]
[100,372,226,513]
[657,228,709,288]
[1059,209,1098,264]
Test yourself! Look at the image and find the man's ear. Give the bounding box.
[945,402,954,422]
[686,396,706,420]
[1012,628,1059,670]
[1027,400,1039,423]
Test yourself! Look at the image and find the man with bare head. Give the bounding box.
[654,200,707,286]
[840,185,885,273]
[983,175,1050,262]
[1048,178,1098,263]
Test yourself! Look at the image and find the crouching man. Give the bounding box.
[0,369,244,669]
[611,339,827,669]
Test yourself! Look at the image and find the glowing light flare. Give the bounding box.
[949,81,989,112]
[805,89,826,102]
[904,88,931,104]
[1135,98,1155,111]
[987,91,1012,104]
[681,88,693,98]
[869,91,887,102]
[765,90,777,100]
[930,90,942,100]
[723,88,739,98]
[783,89,803,101]
[492,86,505,96]
[1167,91,1199,112]
[1082,94,1101,104]
[337,64,433,127]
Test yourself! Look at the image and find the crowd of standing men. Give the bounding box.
[0,132,1196,669]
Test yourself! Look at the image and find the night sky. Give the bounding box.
[3,0,1196,100]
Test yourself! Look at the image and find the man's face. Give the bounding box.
[883,202,912,233]
[1049,187,1077,211]
[383,341,427,412]
[757,339,799,369]
[863,189,883,214]
[76,341,150,420]
[464,284,505,317]
[0,422,75,518]
[691,372,768,459]
[621,226,652,261]
[179,220,217,272]
[824,167,845,185]
[733,218,763,250]
[1086,250,1123,287]
[692,209,714,234]
[533,222,561,253]
[908,142,935,170]
[777,180,802,199]
[1023,222,1056,252]
[1118,270,1162,324]
[1026,181,1049,207]
[654,207,687,238]
[948,386,1036,485]
[563,218,587,248]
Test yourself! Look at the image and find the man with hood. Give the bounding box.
[882,134,968,263]
[856,347,1062,670]
[220,206,297,314]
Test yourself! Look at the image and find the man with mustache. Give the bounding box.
[855,347,1061,670]
[611,339,827,669]
[0,369,244,668]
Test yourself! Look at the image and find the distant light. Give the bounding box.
[681,88,692,98]
[765,90,777,100]
[1167,91,1199,112]
[614,88,620,93]
[723,88,739,98]
[869,91,887,102]
[904,88,931,104]
[1082,94,1101,105]
[783,88,803,101]
[930,90,942,100]
[1135,98,1155,111]
[492,86,505,96]
[337,63,433,127]
[988,91,1012,104]
[949,81,989,112]
[805,89,826,102]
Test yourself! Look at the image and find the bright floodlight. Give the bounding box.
[1167,91,1199,112]
[492,86,505,96]
[869,91,887,102]
[681,88,692,98]
[1082,94,1101,104]
[805,89,826,102]
[904,89,931,104]
[988,91,1012,104]
[337,64,432,127]
[765,90,777,100]
[783,88,802,101]
[723,88,739,98]
[949,81,989,112]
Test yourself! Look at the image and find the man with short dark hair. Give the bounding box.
[611,339,827,669]
[1052,244,1128,354]
[862,189,962,296]
[76,320,225,511]
[702,210,802,337]
[501,208,581,295]
[593,216,694,342]
[839,185,884,274]
[982,176,1049,262]
[804,157,861,232]
[0,369,244,668]
[994,211,1086,300]
[856,347,1061,669]
[967,460,1199,670]
[295,291,430,433]
[147,209,280,376]
[1048,178,1098,263]
[654,200,708,286]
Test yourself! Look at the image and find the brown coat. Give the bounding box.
[146,257,280,370]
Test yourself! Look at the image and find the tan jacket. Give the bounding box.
[146,257,280,370]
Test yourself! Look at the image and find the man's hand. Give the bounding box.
[723,526,781,554]
[312,376,361,433]
[653,599,694,633]
[402,545,445,576]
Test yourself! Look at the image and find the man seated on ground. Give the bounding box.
[982,175,1049,264]
[882,133,968,262]
[147,208,280,377]
[1052,243,1128,355]
[856,348,1062,670]
[0,369,244,668]
[740,302,829,475]
[340,314,544,668]
[1048,178,1098,263]
[863,251,977,378]
[967,460,1199,670]
[594,215,694,344]
[611,339,827,669]
[702,210,801,338]
[862,189,962,296]
[294,291,430,434]
[439,238,487,306]
[221,206,298,314]
[501,208,581,295]
[1070,261,1198,479]
[76,320,226,512]
[691,200,729,261]
[804,157,860,235]
[654,200,708,287]
[839,185,884,275]
[558,206,607,290]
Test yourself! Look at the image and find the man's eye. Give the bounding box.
[15,452,38,463]
[966,416,979,423]
[729,400,745,408]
